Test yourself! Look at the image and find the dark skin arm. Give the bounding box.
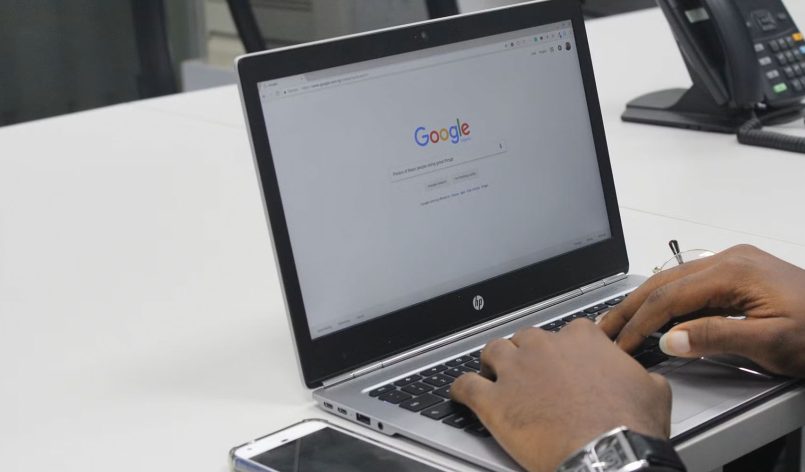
[599,244,805,378]
[451,320,671,472]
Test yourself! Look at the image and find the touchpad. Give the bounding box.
[664,359,782,426]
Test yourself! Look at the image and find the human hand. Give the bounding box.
[451,321,671,472]
[599,244,805,378]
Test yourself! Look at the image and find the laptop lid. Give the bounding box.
[237,0,627,388]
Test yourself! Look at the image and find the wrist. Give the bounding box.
[555,426,685,472]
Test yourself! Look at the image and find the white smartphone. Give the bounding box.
[230,419,455,472]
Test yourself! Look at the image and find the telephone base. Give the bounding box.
[622,88,751,134]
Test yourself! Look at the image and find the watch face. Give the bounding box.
[594,435,630,469]
[557,429,642,472]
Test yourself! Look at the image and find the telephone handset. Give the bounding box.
[623,0,805,153]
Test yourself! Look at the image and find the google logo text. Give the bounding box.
[414,119,471,147]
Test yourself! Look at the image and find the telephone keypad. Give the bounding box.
[760,29,805,98]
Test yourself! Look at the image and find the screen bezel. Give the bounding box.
[237,0,628,388]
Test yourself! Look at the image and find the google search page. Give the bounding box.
[259,22,611,339]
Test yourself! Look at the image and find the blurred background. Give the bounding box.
[0,0,655,127]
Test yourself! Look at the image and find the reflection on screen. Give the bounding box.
[251,427,442,471]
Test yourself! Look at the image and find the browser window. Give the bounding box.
[259,21,611,339]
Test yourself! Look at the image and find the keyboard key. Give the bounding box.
[634,350,669,370]
[421,401,460,420]
[465,423,492,437]
[401,382,433,396]
[422,373,453,388]
[464,360,481,371]
[369,384,396,397]
[542,320,566,331]
[585,304,609,314]
[420,365,447,376]
[469,350,482,358]
[444,366,474,377]
[445,356,472,367]
[393,375,421,387]
[399,393,442,412]
[563,312,587,323]
[443,411,477,428]
[378,390,412,404]
[605,296,625,306]
[432,385,453,398]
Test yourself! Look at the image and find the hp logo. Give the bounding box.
[472,295,485,311]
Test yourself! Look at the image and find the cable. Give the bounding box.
[736,106,805,154]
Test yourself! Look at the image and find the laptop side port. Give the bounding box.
[322,402,333,409]
[356,413,371,425]
[337,407,348,415]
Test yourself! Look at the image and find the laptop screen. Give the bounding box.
[257,20,611,340]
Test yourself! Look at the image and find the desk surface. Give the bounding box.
[3,6,805,472]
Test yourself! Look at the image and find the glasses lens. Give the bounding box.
[654,249,715,273]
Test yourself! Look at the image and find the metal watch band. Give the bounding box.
[624,430,686,472]
[555,427,686,472]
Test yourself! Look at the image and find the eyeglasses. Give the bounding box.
[652,240,714,274]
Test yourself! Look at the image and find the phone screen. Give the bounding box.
[249,426,444,471]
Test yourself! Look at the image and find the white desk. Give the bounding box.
[3,6,805,472]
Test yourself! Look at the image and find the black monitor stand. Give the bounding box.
[622,83,752,134]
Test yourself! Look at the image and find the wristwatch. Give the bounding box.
[555,427,686,472]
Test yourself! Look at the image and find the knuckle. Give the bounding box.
[481,338,508,360]
[698,317,720,347]
[759,325,789,361]
[722,255,753,274]
[731,244,759,256]
[644,285,669,307]
[450,374,473,401]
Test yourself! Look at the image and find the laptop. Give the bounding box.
[235,1,793,470]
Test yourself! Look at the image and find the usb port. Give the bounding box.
[337,407,348,415]
[356,413,371,425]
[322,402,333,409]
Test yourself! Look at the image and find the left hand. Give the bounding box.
[450,320,672,472]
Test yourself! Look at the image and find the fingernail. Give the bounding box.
[659,331,691,356]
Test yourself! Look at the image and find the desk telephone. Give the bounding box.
[623,0,805,153]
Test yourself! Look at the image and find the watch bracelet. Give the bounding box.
[555,427,686,472]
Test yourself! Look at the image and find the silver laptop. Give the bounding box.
[235,1,793,470]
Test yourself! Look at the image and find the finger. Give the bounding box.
[451,372,495,416]
[479,337,516,380]
[509,327,547,347]
[615,264,736,353]
[599,254,719,339]
[658,317,773,361]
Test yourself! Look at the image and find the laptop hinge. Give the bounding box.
[321,361,384,388]
[581,272,627,293]
[603,272,628,286]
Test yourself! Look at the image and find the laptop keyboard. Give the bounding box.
[365,293,669,438]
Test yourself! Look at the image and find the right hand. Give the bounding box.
[599,244,805,378]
